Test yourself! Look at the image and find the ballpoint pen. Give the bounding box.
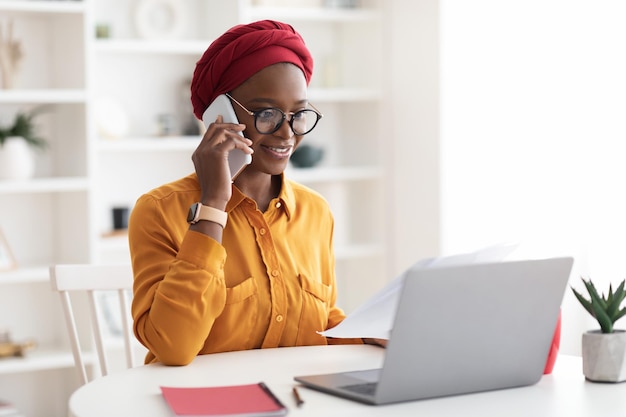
[292,387,304,407]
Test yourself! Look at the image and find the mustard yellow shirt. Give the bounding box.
[129,173,359,365]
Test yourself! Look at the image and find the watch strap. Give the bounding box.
[192,204,228,228]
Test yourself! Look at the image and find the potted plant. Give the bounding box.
[571,277,626,382]
[0,108,47,180]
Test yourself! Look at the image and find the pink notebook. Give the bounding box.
[160,382,287,417]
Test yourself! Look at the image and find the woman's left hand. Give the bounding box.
[362,338,387,348]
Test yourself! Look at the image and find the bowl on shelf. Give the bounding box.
[290,144,324,168]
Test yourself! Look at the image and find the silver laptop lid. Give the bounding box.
[375,257,573,403]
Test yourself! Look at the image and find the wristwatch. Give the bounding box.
[187,203,228,228]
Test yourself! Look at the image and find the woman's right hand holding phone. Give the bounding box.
[191,115,253,211]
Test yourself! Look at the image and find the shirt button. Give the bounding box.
[275,201,282,208]
[271,270,279,277]
[259,228,266,235]
[276,315,283,322]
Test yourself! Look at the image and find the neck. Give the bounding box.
[234,172,282,212]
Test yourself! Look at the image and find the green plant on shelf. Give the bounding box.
[0,107,48,149]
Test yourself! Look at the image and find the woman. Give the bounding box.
[129,20,377,366]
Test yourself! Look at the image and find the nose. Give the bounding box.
[274,115,294,139]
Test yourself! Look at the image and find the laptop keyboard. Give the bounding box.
[340,382,378,396]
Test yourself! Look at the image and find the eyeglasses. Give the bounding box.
[226,93,323,136]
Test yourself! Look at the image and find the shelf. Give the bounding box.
[94,39,209,55]
[96,137,201,152]
[98,141,380,180]
[98,233,128,251]
[0,348,91,375]
[98,233,381,261]
[0,1,85,14]
[0,89,87,104]
[244,6,380,22]
[0,177,89,195]
[286,165,382,183]
[98,140,381,182]
[335,243,384,260]
[0,267,49,285]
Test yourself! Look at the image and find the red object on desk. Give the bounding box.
[160,383,287,416]
[543,309,561,375]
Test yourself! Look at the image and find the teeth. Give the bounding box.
[268,146,290,153]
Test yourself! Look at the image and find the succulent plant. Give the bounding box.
[571,277,626,333]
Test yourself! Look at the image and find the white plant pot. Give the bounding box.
[582,330,626,382]
[0,136,36,180]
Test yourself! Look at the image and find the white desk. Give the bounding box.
[70,345,626,417]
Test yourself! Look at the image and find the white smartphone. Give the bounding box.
[202,94,252,179]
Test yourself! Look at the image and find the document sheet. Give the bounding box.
[321,243,518,340]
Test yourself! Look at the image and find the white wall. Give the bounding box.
[386,0,441,276]
[439,0,626,354]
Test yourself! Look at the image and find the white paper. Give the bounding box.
[321,243,518,340]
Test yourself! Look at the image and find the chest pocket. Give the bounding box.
[225,276,258,304]
[297,274,330,344]
[208,277,259,351]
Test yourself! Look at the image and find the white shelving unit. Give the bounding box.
[0,1,91,416]
[0,1,386,415]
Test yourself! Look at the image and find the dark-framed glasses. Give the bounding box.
[226,93,323,136]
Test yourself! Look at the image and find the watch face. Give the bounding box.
[186,204,198,223]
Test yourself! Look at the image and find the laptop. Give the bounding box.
[294,257,574,405]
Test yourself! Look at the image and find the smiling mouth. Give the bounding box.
[264,144,293,158]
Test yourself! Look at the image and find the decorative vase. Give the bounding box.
[0,136,35,180]
[582,330,626,382]
[290,144,324,168]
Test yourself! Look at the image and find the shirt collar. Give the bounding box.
[226,173,294,220]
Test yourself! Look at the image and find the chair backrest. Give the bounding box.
[49,264,139,385]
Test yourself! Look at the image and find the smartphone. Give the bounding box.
[202,94,252,179]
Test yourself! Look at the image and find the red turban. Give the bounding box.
[191,20,314,120]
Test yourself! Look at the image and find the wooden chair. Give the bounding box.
[49,264,139,385]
